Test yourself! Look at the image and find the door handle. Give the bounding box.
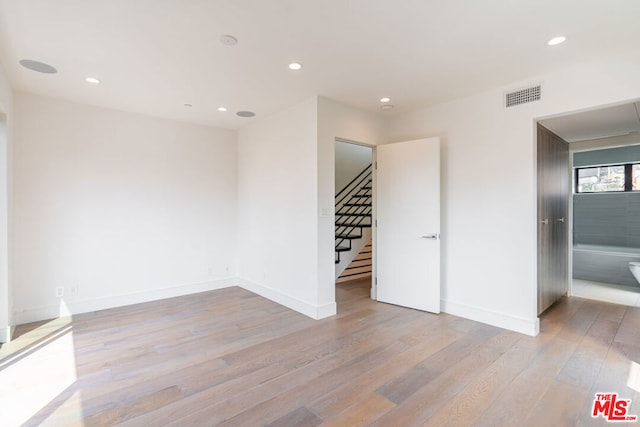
[540,219,549,225]
[421,234,439,240]
[556,217,565,223]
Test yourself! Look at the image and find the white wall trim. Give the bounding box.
[238,278,336,320]
[14,278,237,325]
[13,275,339,326]
[442,299,540,336]
[315,301,338,320]
[0,325,14,343]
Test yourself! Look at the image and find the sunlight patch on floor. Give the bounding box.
[0,322,79,426]
[43,389,85,426]
[628,361,640,393]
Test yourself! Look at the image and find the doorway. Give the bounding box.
[571,142,640,306]
[334,140,374,288]
[538,101,640,308]
[333,137,442,314]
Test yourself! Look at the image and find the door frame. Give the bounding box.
[534,99,640,317]
[333,137,377,300]
[0,112,11,343]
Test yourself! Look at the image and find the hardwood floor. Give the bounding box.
[1,278,639,426]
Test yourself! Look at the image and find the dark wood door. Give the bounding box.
[537,124,569,315]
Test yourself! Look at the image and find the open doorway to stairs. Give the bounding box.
[334,140,374,291]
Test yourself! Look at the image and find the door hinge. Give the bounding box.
[375,219,378,227]
[375,161,377,170]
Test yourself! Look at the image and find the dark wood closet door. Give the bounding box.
[537,124,569,315]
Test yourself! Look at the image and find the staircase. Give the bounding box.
[336,240,372,282]
[335,164,373,269]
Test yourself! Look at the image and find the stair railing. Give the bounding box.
[335,164,372,209]
[334,164,373,254]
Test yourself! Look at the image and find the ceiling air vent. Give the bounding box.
[505,85,541,108]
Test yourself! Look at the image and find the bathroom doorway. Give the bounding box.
[538,101,640,307]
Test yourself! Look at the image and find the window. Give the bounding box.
[577,166,625,193]
[575,163,640,193]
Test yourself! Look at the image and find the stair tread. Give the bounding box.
[335,233,362,239]
[336,213,371,217]
[344,203,371,206]
[336,223,372,228]
[336,245,351,252]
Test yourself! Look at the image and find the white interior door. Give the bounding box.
[376,137,440,313]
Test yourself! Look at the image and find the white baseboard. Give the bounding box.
[238,278,336,320]
[0,324,14,343]
[441,299,540,336]
[14,278,237,325]
[13,277,340,326]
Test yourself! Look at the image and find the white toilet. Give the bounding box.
[630,262,640,285]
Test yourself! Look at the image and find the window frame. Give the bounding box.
[574,163,639,194]
[633,163,640,191]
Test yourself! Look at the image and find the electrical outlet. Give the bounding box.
[69,285,79,297]
[207,266,214,276]
[225,265,229,273]
[55,287,64,297]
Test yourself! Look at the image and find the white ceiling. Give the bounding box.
[1,0,640,130]
[540,102,640,142]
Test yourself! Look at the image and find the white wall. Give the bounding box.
[6,48,639,337]
[0,62,13,342]
[335,141,372,193]
[236,97,327,317]
[13,93,238,323]
[386,48,640,335]
[236,96,385,319]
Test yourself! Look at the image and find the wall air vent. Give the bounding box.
[505,85,541,108]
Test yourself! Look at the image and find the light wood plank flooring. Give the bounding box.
[1,278,639,426]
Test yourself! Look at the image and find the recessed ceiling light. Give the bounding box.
[380,97,391,103]
[19,59,57,74]
[380,104,395,111]
[85,77,101,84]
[220,35,238,46]
[288,62,303,70]
[184,103,193,107]
[217,106,228,112]
[547,36,567,46]
[237,111,256,118]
